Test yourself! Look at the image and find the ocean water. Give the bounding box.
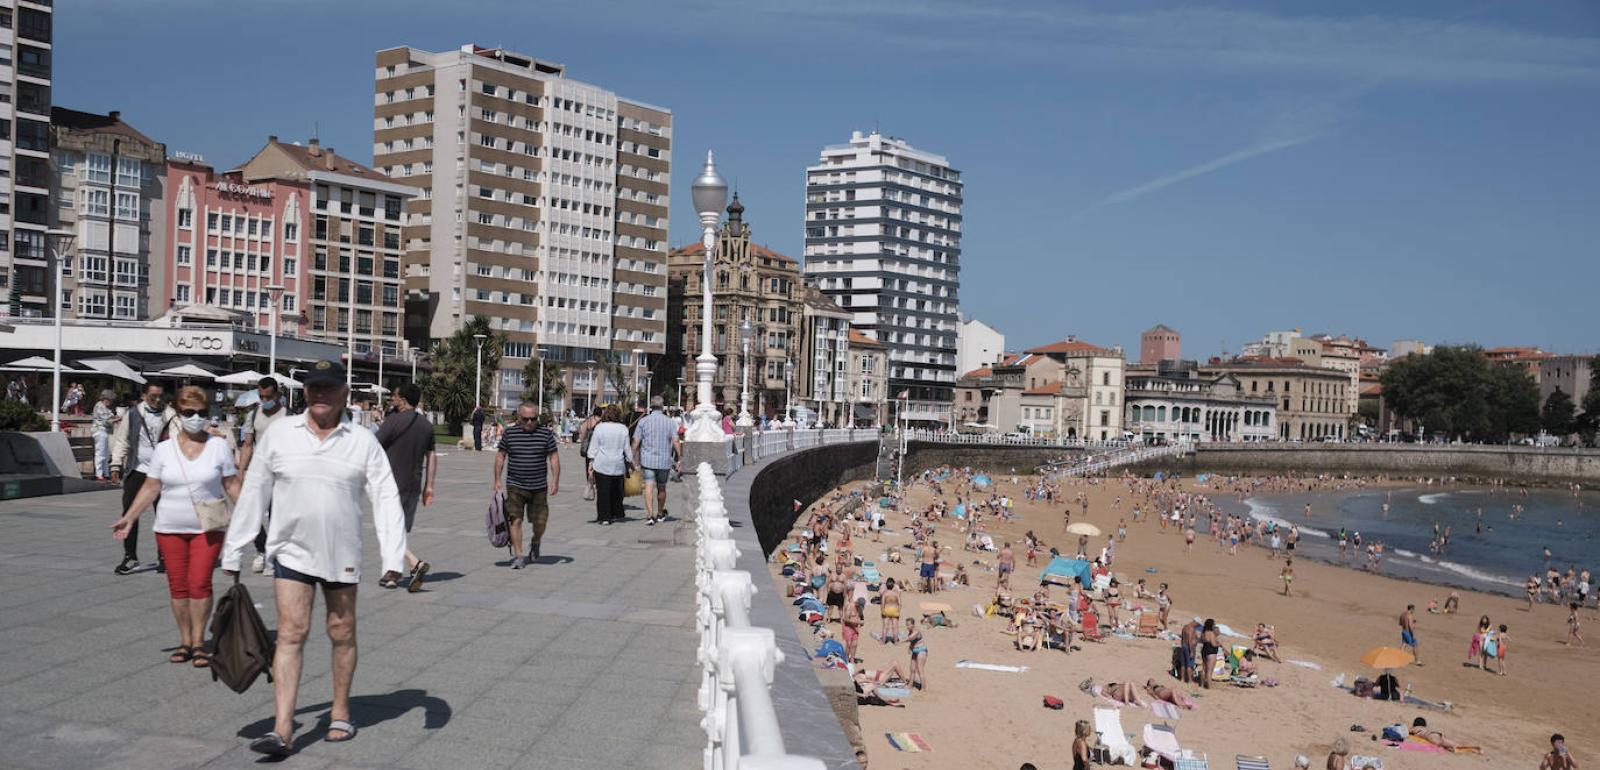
[1212,486,1600,597]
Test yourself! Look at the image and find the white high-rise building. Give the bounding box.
[0,1,54,318]
[803,130,962,423]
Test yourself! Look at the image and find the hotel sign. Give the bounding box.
[216,182,273,199]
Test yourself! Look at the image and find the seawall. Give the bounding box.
[1131,443,1600,485]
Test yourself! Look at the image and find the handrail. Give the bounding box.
[694,462,826,770]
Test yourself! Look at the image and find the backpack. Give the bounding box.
[486,491,509,549]
[208,579,275,693]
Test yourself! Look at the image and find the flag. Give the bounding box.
[897,390,910,399]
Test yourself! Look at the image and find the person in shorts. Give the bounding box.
[495,402,559,567]
[631,396,680,526]
[376,383,436,591]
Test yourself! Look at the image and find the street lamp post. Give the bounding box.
[685,151,728,442]
[783,358,794,428]
[46,229,77,433]
[265,283,286,383]
[473,333,487,409]
[736,319,754,427]
[535,346,545,415]
[632,347,643,407]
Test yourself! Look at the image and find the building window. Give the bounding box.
[176,285,190,303]
[116,158,142,187]
[177,208,193,229]
[114,294,137,319]
[82,188,110,217]
[86,153,112,184]
[115,192,139,220]
[176,246,192,265]
[284,222,298,241]
[283,257,296,276]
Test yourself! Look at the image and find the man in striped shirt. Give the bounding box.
[494,402,560,568]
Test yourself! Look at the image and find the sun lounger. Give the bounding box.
[1143,723,1182,764]
[1092,707,1138,766]
[1136,612,1162,637]
[1176,757,1210,770]
[1236,755,1270,770]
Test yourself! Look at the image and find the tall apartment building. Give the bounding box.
[0,1,54,318]
[51,109,167,321]
[804,130,962,424]
[163,137,418,362]
[373,44,671,410]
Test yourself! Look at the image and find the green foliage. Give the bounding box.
[521,356,566,409]
[417,316,505,433]
[0,399,48,431]
[1378,346,1539,442]
[1541,388,1576,436]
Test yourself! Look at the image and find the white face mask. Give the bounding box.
[181,415,209,434]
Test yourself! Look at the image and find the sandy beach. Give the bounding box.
[771,470,1599,770]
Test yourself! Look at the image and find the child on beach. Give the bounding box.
[1490,624,1508,675]
[879,578,901,644]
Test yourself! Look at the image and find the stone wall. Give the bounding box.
[747,440,880,556]
[902,442,1084,480]
[1131,444,1600,484]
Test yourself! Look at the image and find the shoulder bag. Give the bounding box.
[176,438,232,532]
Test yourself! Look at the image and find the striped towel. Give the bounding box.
[1236,755,1270,770]
[885,732,932,752]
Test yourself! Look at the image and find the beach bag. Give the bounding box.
[485,491,509,548]
[208,578,275,693]
[1381,724,1406,742]
[1042,695,1064,710]
[623,467,645,497]
[176,440,232,532]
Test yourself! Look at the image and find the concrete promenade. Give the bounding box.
[0,442,705,770]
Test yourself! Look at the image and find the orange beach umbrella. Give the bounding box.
[1360,646,1414,669]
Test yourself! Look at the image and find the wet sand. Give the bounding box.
[771,473,1599,770]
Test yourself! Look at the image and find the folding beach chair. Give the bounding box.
[1175,754,1210,770]
[1135,612,1162,637]
[1092,707,1138,766]
[1143,723,1182,765]
[1236,755,1271,770]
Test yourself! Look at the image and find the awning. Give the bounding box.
[214,370,266,386]
[901,411,943,422]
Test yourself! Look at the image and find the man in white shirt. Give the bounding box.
[222,359,407,757]
[110,383,178,575]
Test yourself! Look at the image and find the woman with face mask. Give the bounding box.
[111,386,242,667]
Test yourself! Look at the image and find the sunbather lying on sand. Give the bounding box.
[853,668,907,707]
[1409,717,1461,750]
[1144,679,1195,709]
[1083,679,1144,707]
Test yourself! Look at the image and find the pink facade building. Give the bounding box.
[1140,323,1181,364]
[164,156,305,334]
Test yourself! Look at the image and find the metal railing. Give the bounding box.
[1049,441,1191,477]
[903,429,1133,449]
[693,463,825,770]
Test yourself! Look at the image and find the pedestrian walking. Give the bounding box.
[586,404,629,524]
[632,395,680,525]
[110,383,178,575]
[110,386,240,667]
[221,359,407,757]
[471,405,486,451]
[238,377,290,574]
[375,383,437,592]
[91,389,118,480]
[577,406,601,500]
[494,401,560,567]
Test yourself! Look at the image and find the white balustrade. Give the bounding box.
[692,462,826,770]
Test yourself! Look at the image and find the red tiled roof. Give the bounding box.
[1025,338,1107,355]
[51,107,161,147]
[961,366,993,379]
[1361,383,1383,396]
[670,242,796,263]
[849,329,885,348]
[1022,381,1064,396]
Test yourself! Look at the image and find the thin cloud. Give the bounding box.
[1070,132,1328,221]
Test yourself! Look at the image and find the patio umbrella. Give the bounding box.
[77,358,148,385]
[215,370,265,386]
[234,390,261,408]
[267,372,302,390]
[0,356,91,372]
[1360,646,1414,669]
[1066,522,1102,537]
[146,363,217,380]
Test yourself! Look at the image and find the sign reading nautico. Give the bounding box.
[167,335,227,351]
[215,182,273,199]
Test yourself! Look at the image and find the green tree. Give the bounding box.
[417,316,505,434]
[521,356,566,412]
[1578,356,1600,446]
[1379,346,1538,442]
[1541,387,1576,437]
[0,400,47,431]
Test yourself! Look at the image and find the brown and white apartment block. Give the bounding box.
[0,0,54,318]
[373,44,671,411]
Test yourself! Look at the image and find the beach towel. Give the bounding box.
[878,686,911,699]
[1093,707,1139,766]
[1348,757,1384,769]
[1236,755,1270,770]
[1150,700,1183,721]
[1393,738,1446,753]
[954,659,1028,673]
[1144,723,1183,763]
[885,732,932,752]
[1288,659,1322,670]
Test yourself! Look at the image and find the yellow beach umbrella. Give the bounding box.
[1066,522,1102,537]
[1360,646,1414,669]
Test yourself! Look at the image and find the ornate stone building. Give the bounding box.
[987,337,1126,441]
[1124,360,1277,442]
[666,195,805,418]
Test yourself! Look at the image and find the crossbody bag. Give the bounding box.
[175,438,232,532]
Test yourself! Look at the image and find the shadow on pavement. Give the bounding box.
[236,688,452,758]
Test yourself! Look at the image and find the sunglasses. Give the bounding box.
[518,416,537,423]
[178,408,205,418]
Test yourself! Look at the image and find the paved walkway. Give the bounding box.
[0,443,704,770]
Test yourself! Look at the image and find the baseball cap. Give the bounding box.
[302,359,347,388]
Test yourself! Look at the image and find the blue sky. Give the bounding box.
[60,0,1600,358]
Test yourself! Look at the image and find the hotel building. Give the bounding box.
[0,0,54,318]
[372,44,671,410]
[163,136,419,362]
[803,130,962,424]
